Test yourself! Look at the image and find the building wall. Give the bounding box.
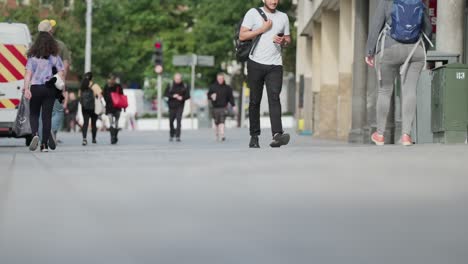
[337,0,354,140]
[296,0,353,140]
[318,10,339,139]
[297,0,467,142]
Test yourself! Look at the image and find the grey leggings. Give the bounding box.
[376,44,425,136]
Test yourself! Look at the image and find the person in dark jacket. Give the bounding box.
[164,73,190,142]
[103,74,124,144]
[207,73,236,141]
[79,72,102,146]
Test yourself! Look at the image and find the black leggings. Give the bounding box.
[82,109,98,140]
[30,85,55,144]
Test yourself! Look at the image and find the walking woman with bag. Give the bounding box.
[103,74,125,144]
[79,72,103,146]
[23,26,65,152]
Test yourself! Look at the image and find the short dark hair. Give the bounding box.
[27,32,59,58]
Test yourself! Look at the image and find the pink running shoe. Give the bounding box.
[371,132,385,146]
[401,134,413,146]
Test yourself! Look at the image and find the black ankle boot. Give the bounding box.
[249,136,260,148]
[110,128,116,144]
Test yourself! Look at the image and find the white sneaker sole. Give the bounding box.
[29,136,39,151]
[371,137,385,146]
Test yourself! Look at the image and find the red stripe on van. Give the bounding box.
[0,53,24,80]
[4,44,27,65]
[0,73,8,83]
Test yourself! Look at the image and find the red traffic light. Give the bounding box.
[154,42,162,49]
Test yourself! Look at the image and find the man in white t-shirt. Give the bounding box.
[239,0,291,148]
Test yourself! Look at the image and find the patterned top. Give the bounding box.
[25,55,64,85]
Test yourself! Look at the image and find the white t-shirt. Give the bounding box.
[241,7,290,66]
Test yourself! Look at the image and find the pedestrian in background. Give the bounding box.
[207,73,236,142]
[365,0,432,146]
[37,19,71,147]
[164,73,190,142]
[23,25,64,152]
[103,74,123,144]
[239,0,291,148]
[65,92,78,132]
[79,72,102,145]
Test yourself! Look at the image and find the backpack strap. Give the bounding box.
[375,24,391,81]
[250,8,269,56]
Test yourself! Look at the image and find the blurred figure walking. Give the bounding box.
[208,73,236,142]
[37,19,71,147]
[103,74,124,144]
[65,92,78,132]
[164,73,190,142]
[79,72,102,145]
[23,23,65,152]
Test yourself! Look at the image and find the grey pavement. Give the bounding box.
[0,128,467,264]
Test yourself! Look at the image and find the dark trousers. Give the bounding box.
[169,106,184,138]
[29,85,55,144]
[82,109,98,140]
[247,60,284,136]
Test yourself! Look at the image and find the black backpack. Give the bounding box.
[235,8,268,62]
[81,88,95,111]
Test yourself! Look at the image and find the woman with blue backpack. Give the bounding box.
[365,0,433,146]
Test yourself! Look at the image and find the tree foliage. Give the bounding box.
[2,0,296,90]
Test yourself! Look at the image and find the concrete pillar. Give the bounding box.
[337,0,354,140]
[311,22,322,135]
[319,10,340,139]
[299,37,314,132]
[349,0,369,143]
[436,0,465,58]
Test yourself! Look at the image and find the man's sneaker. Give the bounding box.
[29,135,39,151]
[169,137,174,142]
[82,139,88,146]
[40,144,49,153]
[270,133,290,148]
[92,139,97,144]
[371,132,385,146]
[249,136,260,148]
[48,132,57,150]
[176,138,181,142]
[401,134,413,146]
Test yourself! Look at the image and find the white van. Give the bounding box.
[0,22,32,143]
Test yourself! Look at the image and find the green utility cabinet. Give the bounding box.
[431,63,468,143]
[395,51,459,144]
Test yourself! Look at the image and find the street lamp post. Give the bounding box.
[85,0,92,73]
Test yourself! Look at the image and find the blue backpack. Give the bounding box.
[390,0,425,44]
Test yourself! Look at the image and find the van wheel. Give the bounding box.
[25,136,32,146]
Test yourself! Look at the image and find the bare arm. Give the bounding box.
[62,60,70,79]
[23,70,32,99]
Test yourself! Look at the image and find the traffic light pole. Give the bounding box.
[190,54,197,129]
[157,73,162,130]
